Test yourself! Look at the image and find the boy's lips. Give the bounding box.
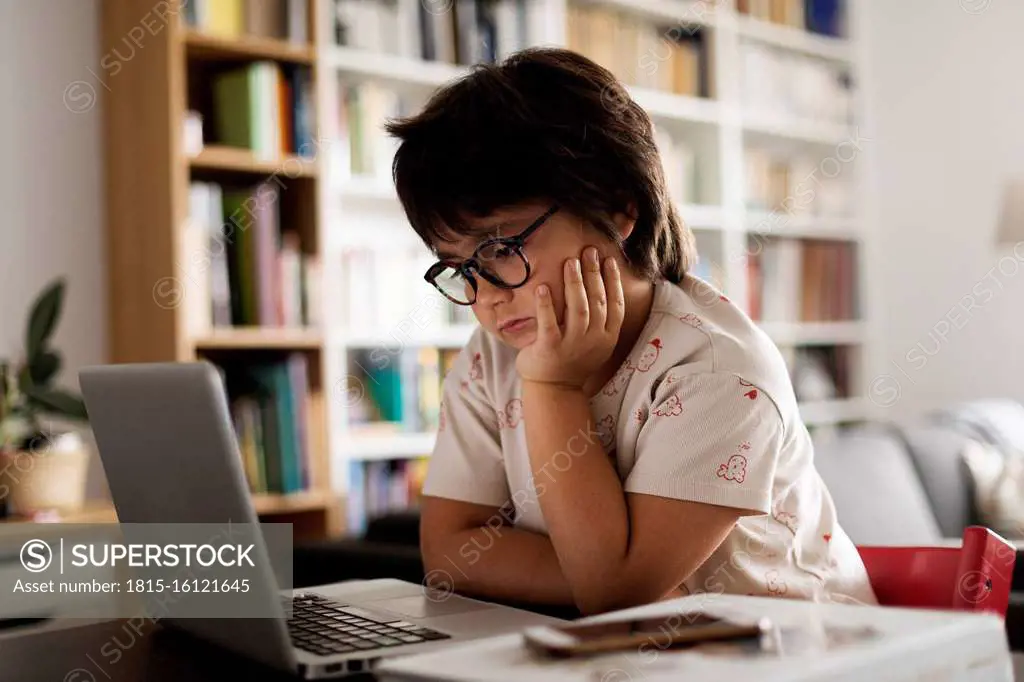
[498,317,534,333]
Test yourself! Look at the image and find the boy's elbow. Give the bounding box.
[572,584,633,617]
[572,579,670,617]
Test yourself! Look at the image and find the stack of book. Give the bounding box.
[788,345,853,400]
[184,0,309,43]
[347,457,431,534]
[740,42,852,125]
[346,347,461,432]
[744,148,854,218]
[333,81,413,181]
[339,246,475,333]
[567,2,709,97]
[182,180,322,333]
[208,61,316,160]
[654,128,699,206]
[747,237,857,322]
[332,0,532,65]
[690,256,727,292]
[738,0,846,38]
[225,353,317,495]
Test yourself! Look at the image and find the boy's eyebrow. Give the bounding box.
[433,218,524,260]
[435,247,461,261]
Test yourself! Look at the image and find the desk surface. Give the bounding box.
[375,594,1015,682]
[0,618,376,682]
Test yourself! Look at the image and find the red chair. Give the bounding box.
[856,525,1016,617]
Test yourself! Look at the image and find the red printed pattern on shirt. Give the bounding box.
[678,313,703,329]
[602,362,635,397]
[498,398,524,430]
[635,338,662,372]
[716,441,751,484]
[595,415,615,451]
[765,570,788,596]
[468,352,483,381]
[652,394,683,417]
[771,501,798,534]
[738,378,758,400]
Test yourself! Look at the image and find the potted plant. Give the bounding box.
[0,278,90,518]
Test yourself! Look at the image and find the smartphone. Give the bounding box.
[522,611,771,658]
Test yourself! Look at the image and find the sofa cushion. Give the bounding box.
[812,426,944,545]
[892,421,978,538]
[936,400,1024,458]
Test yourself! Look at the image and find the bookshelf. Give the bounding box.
[95,0,866,537]
[98,0,341,540]
[319,0,868,533]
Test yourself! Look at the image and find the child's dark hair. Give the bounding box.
[384,47,697,283]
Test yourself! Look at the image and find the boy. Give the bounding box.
[385,48,877,616]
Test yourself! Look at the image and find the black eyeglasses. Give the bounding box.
[424,205,560,306]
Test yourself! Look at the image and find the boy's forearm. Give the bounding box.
[521,380,631,613]
[424,525,575,606]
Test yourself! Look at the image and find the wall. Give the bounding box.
[860,0,1024,419]
[0,0,108,498]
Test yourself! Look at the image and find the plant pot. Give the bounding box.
[0,432,90,516]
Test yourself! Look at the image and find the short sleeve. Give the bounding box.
[421,346,510,507]
[624,371,784,515]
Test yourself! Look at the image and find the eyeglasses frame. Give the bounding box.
[424,204,561,306]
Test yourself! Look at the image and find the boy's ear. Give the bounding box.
[614,204,638,240]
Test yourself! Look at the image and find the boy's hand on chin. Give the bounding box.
[515,246,625,390]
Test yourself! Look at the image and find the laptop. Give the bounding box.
[78,361,564,678]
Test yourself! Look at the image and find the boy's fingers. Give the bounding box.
[564,257,589,342]
[582,247,607,332]
[535,284,561,343]
[605,258,625,334]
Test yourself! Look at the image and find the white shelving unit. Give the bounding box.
[311,0,868,508]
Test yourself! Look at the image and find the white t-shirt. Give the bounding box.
[423,275,878,606]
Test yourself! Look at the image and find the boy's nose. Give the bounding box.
[473,276,513,307]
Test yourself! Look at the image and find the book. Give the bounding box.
[222,356,312,495]
[748,237,857,323]
[346,456,431,534]
[246,0,288,38]
[212,62,314,158]
[567,2,709,97]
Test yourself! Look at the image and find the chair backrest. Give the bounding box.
[856,526,1016,617]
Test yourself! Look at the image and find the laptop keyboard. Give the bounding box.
[286,592,451,657]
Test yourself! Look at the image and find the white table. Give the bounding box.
[375,593,1014,682]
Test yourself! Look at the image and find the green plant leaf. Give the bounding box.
[25,278,65,361]
[28,351,61,386]
[23,385,88,421]
[17,365,31,393]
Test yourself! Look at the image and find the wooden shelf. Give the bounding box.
[252,489,336,514]
[184,30,315,65]
[342,324,476,349]
[189,145,318,178]
[736,16,851,63]
[759,321,865,346]
[629,87,721,126]
[0,502,118,525]
[679,204,726,230]
[1,490,336,526]
[193,327,324,350]
[581,0,717,27]
[746,211,861,241]
[799,398,869,426]
[327,45,465,90]
[743,112,853,146]
[342,430,436,461]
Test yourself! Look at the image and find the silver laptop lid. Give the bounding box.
[79,361,297,672]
